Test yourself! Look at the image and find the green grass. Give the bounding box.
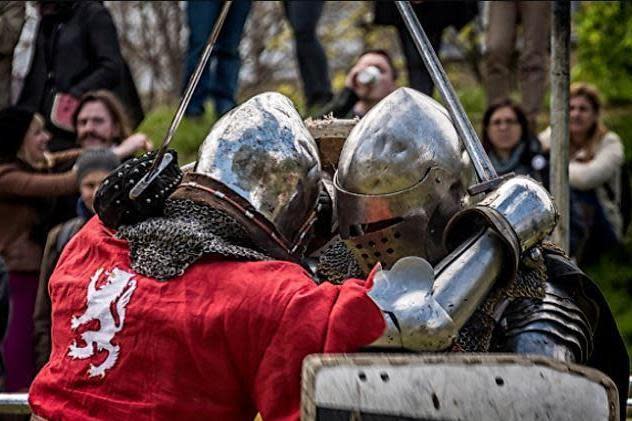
[585,239,632,350]
[137,103,218,165]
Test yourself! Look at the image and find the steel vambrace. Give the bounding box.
[369,228,505,351]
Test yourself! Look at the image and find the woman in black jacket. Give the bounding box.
[481,98,547,182]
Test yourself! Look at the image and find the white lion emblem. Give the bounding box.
[68,267,137,378]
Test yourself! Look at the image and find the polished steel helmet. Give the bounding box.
[335,87,470,273]
[183,92,322,256]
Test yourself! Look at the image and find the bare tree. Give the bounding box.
[107,1,186,109]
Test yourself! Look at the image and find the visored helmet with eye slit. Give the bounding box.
[334,88,470,274]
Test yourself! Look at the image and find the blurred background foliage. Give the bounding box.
[572,1,632,104]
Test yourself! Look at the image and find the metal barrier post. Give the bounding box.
[0,393,30,414]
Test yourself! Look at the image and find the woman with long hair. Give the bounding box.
[482,98,547,181]
[540,82,625,263]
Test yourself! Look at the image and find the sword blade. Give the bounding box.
[395,1,498,185]
[130,0,233,199]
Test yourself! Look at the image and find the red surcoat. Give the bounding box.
[29,217,385,420]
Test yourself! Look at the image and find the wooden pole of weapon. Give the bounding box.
[550,1,571,251]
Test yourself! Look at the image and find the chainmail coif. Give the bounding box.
[316,240,364,284]
[117,199,271,280]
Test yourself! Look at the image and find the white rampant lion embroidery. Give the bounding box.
[68,267,137,378]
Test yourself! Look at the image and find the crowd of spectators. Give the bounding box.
[0,1,151,392]
[0,0,627,395]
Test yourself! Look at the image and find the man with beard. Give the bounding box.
[72,90,151,156]
[17,1,144,151]
[46,90,151,224]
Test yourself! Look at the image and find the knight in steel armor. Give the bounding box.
[31,92,535,421]
[323,87,628,417]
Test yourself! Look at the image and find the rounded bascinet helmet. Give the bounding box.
[179,92,322,257]
[335,87,471,273]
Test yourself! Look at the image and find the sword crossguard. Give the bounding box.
[467,173,515,196]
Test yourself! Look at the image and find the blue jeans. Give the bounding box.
[283,1,332,107]
[184,0,252,116]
